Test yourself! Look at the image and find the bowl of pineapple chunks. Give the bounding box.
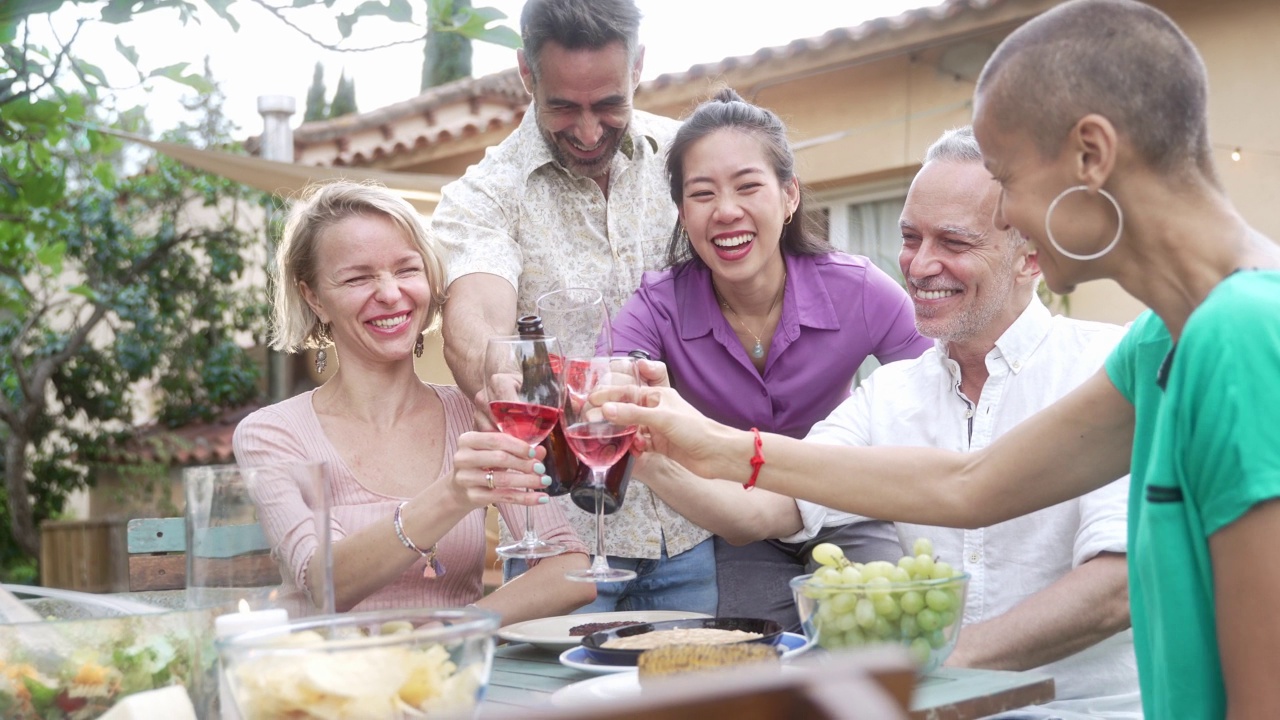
[789,537,969,674]
[217,607,499,719]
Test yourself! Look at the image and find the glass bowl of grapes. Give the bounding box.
[789,538,969,675]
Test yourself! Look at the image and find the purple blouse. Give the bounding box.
[612,252,930,438]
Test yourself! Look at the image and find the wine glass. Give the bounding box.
[536,287,613,357]
[484,335,567,559]
[561,356,640,583]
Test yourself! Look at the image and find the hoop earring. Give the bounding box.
[314,322,332,374]
[1044,186,1124,262]
[783,211,794,226]
[414,334,424,358]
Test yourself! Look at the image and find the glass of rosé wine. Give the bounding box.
[561,356,641,583]
[485,334,567,559]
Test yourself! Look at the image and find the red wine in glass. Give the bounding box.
[485,330,568,559]
[489,401,561,444]
[562,356,640,583]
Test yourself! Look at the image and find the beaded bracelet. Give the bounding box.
[394,501,446,579]
[743,428,765,490]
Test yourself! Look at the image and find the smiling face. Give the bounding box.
[520,40,640,180]
[898,160,1034,348]
[299,213,432,367]
[678,129,799,287]
[973,98,1088,295]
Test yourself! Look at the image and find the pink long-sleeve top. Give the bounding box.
[232,383,587,612]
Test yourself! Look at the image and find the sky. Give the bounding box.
[40,0,945,140]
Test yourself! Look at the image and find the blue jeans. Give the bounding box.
[504,537,717,615]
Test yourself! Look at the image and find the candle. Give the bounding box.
[215,600,288,720]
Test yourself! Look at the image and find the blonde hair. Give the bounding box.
[270,181,448,352]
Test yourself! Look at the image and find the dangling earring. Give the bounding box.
[414,333,424,358]
[1044,186,1124,261]
[314,322,332,374]
[679,225,690,243]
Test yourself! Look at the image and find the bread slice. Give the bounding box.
[637,643,779,684]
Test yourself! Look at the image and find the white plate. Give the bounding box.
[497,611,712,652]
[557,632,812,675]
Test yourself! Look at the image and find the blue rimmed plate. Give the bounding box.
[558,632,811,675]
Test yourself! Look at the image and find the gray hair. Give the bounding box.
[520,0,642,79]
[923,126,982,165]
[270,181,447,353]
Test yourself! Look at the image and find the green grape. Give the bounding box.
[866,575,892,599]
[899,590,925,615]
[939,610,956,628]
[814,566,841,584]
[917,608,941,632]
[839,565,865,585]
[931,561,955,579]
[912,537,934,558]
[872,616,895,639]
[888,566,912,584]
[864,560,896,578]
[830,591,858,614]
[909,637,932,665]
[897,555,918,576]
[899,614,919,639]
[925,589,953,612]
[872,593,898,617]
[844,627,867,647]
[811,542,848,568]
[914,554,935,578]
[854,598,877,628]
[927,629,948,649]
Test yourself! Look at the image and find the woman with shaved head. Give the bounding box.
[602,1,1280,716]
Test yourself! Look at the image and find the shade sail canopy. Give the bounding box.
[98,127,454,214]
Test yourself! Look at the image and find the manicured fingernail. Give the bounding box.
[528,446,537,458]
[537,496,550,504]
[541,475,552,486]
[534,462,546,474]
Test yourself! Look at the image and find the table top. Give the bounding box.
[481,643,1054,719]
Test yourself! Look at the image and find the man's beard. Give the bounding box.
[542,123,626,179]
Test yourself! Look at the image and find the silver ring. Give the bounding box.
[485,470,495,490]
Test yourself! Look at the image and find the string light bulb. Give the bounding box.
[1231,148,1242,162]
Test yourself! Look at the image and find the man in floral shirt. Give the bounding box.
[433,0,715,614]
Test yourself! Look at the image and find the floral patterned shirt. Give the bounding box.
[431,107,710,559]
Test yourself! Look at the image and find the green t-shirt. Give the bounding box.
[1106,270,1280,718]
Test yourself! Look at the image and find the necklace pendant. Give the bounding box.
[751,340,765,359]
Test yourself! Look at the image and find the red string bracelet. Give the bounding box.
[744,428,765,490]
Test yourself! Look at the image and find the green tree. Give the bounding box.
[328,70,358,118]
[422,0,474,90]
[0,0,521,573]
[304,62,329,122]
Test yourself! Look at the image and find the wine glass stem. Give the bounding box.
[521,502,539,546]
[590,468,611,574]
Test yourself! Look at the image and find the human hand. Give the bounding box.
[635,359,671,389]
[600,385,734,479]
[449,431,551,507]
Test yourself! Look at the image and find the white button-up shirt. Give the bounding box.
[787,297,1141,718]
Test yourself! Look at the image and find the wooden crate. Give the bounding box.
[39,519,129,593]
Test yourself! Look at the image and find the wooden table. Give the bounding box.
[481,644,1054,719]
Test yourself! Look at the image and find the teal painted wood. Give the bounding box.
[126,518,271,558]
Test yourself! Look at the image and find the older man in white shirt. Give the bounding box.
[635,127,1140,718]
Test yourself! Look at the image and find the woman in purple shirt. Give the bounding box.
[611,89,932,629]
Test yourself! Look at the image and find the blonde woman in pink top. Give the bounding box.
[233,181,594,621]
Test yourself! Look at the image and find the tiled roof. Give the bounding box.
[288,0,1024,168]
[102,404,260,467]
